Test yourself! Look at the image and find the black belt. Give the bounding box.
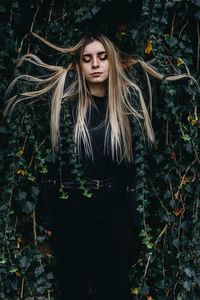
[62,177,118,190]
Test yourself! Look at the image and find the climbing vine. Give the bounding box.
[0,0,200,299]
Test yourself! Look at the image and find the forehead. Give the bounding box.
[83,40,106,55]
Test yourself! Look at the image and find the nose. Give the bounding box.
[92,56,99,68]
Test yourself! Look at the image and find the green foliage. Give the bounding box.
[1,0,200,299]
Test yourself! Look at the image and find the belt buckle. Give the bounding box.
[93,179,100,190]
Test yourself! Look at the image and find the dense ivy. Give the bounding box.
[1,0,200,299]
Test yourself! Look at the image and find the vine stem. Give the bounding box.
[17,0,43,60]
[20,277,25,299]
[30,0,43,33]
[162,230,167,278]
[27,0,44,53]
[48,0,54,22]
[9,1,13,23]
[142,203,148,238]
[168,180,176,208]
[28,138,46,168]
[178,21,188,38]
[32,210,37,246]
[16,34,28,61]
[4,160,16,266]
[194,195,199,224]
[165,120,169,145]
[174,159,196,200]
[14,213,18,235]
[54,7,70,22]
[17,1,43,60]
[143,224,168,277]
[170,10,176,37]
[197,21,200,71]
[151,185,170,214]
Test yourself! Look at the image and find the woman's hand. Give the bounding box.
[44,229,52,237]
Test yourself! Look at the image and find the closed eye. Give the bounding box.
[82,52,107,63]
[99,53,107,60]
[82,57,91,63]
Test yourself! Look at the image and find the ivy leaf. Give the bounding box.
[31,186,40,197]
[181,134,191,141]
[9,266,18,273]
[191,0,200,7]
[18,191,27,200]
[47,272,54,280]
[91,6,101,15]
[35,265,45,277]
[172,239,180,249]
[22,201,35,213]
[195,9,200,20]
[36,286,46,294]
[19,256,32,269]
[183,280,191,291]
[166,37,178,47]
[184,267,192,278]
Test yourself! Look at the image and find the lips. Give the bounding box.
[91,72,102,76]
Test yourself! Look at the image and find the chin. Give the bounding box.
[90,78,107,84]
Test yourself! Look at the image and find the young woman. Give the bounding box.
[5,33,190,300]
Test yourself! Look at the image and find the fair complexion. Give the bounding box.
[81,40,109,97]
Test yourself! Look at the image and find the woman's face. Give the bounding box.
[81,40,109,86]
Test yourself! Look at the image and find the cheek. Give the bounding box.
[104,61,109,73]
[82,65,90,77]
[104,63,109,77]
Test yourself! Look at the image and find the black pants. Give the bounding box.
[52,187,131,300]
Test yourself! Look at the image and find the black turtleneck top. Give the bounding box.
[81,95,116,179]
[59,95,136,187]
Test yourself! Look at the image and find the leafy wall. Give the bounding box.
[0,0,200,299]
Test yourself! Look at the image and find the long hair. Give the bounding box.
[4,33,193,162]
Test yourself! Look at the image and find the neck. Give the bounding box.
[88,83,107,97]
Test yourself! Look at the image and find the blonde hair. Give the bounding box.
[4,32,194,162]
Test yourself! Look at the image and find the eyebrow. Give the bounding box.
[82,51,107,57]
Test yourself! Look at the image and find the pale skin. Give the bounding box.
[81,39,109,97]
[44,39,109,237]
